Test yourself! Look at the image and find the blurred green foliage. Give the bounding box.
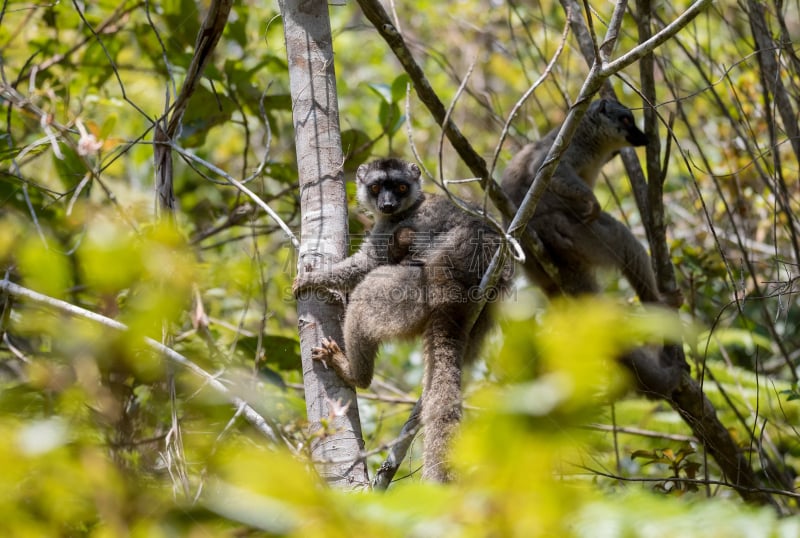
[1,0,799,534]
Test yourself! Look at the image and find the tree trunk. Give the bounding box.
[279,0,369,489]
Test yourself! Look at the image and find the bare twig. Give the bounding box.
[583,423,695,443]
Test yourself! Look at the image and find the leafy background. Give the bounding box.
[1,0,799,535]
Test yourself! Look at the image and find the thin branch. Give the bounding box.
[579,465,800,500]
[372,399,422,490]
[599,0,628,60]
[437,58,476,184]
[602,0,714,75]
[169,142,300,249]
[504,68,605,241]
[583,423,696,443]
[489,15,570,179]
[0,278,284,445]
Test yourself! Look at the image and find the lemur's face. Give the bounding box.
[595,99,648,147]
[356,159,422,215]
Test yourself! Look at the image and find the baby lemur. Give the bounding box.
[501,99,685,396]
[294,158,510,482]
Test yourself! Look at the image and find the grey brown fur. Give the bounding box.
[501,99,685,396]
[294,158,509,482]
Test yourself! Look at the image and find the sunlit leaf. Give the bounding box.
[17,235,73,298]
[366,82,393,103]
[390,74,412,103]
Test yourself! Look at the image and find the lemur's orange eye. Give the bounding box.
[370,184,381,194]
[397,184,408,193]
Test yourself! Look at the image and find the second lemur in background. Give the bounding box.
[294,158,510,482]
[501,99,685,396]
[502,98,657,300]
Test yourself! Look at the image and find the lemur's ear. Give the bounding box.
[407,162,421,180]
[356,163,369,183]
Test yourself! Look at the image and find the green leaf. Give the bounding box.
[98,115,118,141]
[0,173,45,212]
[378,101,404,136]
[366,82,392,104]
[17,235,73,299]
[181,86,236,147]
[161,0,201,50]
[227,17,248,49]
[698,328,773,356]
[81,36,122,88]
[260,93,292,112]
[256,364,287,391]
[780,385,800,401]
[52,146,87,190]
[341,129,374,170]
[238,334,301,372]
[390,73,412,102]
[0,146,24,164]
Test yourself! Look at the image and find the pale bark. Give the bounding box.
[280,0,369,488]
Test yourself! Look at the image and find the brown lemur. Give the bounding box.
[501,98,686,397]
[293,158,511,482]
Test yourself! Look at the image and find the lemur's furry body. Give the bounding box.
[501,99,685,396]
[295,158,509,481]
